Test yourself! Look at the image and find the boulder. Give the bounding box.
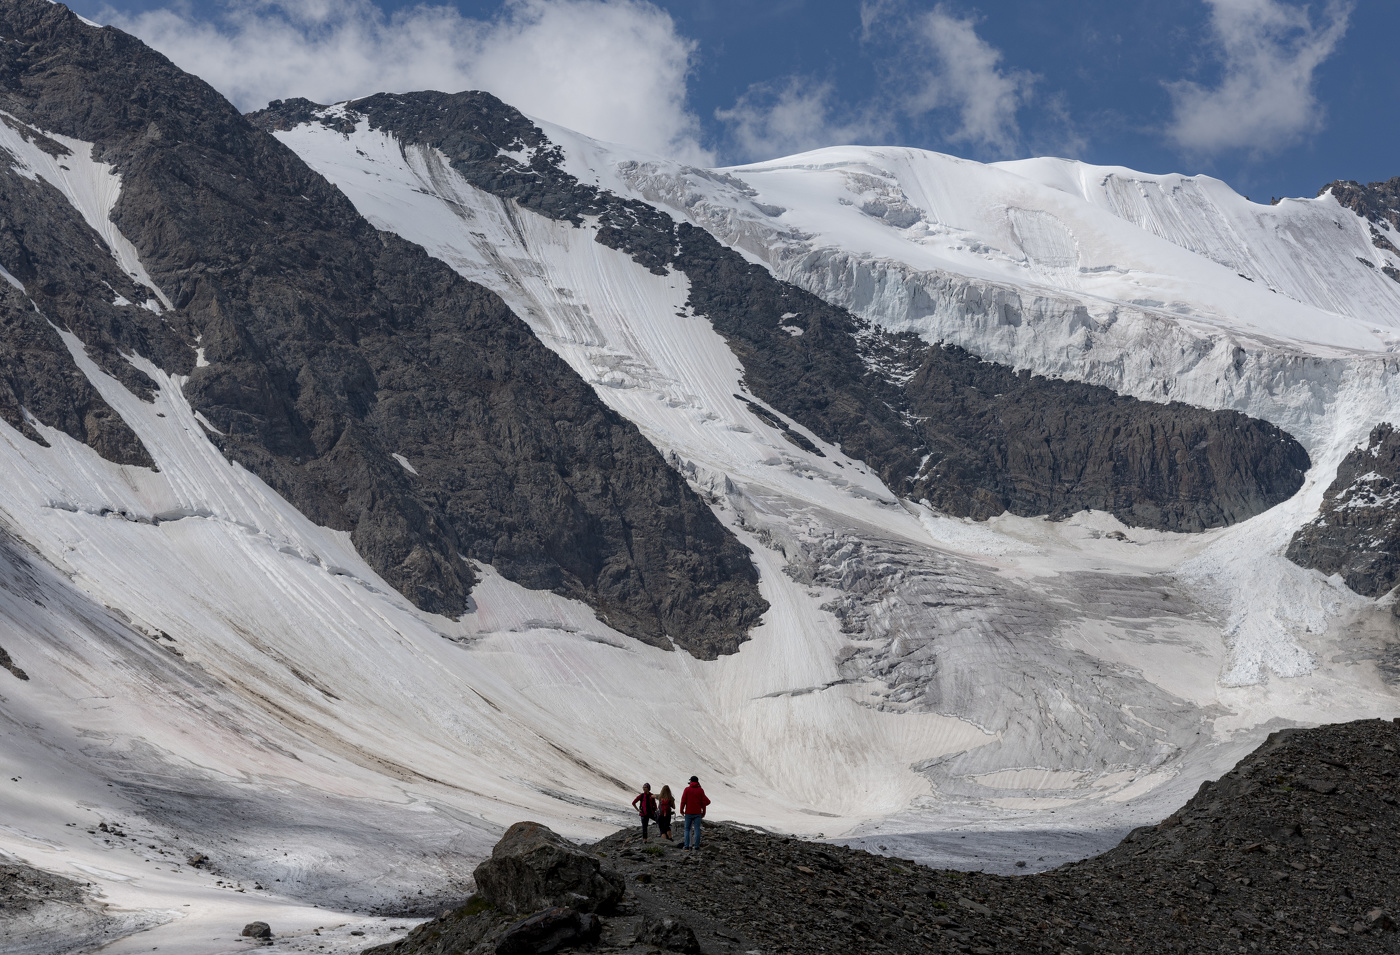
[639,913,701,953]
[494,906,600,955]
[240,921,272,939]
[473,822,623,915]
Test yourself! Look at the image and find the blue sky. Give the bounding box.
[79,0,1398,200]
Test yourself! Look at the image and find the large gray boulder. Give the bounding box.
[472,822,623,915]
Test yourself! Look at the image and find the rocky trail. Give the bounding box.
[367,719,1400,955]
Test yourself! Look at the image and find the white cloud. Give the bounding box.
[714,78,888,163]
[1166,0,1352,156]
[99,0,712,163]
[905,5,1032,155]
[857,1,1034,158]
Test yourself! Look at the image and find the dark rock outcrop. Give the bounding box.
[493,907,599,955]
[471,822,623,916]
[262,91,1312,534]
[1324,177,1400,231]
[0,112,169,469]
[0,644,27,680]
[1287,423,1400,596]
[899,342,1313,528]
[0,0,767,657]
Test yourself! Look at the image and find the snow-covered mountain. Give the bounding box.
[1,2,1398,950]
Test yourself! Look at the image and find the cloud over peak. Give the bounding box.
[1166,0,1353,156]
[103,0,712,163]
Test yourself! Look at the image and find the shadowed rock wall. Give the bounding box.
[1288,423,1400,597]
[0,0,767,657]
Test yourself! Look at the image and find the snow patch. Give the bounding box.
[0,112,172,310]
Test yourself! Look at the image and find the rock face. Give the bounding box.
[471,822,623,916]
[1287,423,1400,596]
[258,91,1311,534]
[0,0,767,657]
[493,907,600,955]
[1326,177,1400,230]
[1324,177,1400,283]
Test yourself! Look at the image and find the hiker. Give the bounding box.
[679,775,710,850]
[632,783,657,841]
[656,784,676,840]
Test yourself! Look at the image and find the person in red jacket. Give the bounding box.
[631,783,657,842]
[655,784,676,840]
[679,775,710,850]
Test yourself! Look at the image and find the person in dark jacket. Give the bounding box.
[632,783,657,841]
[679,775,710,850]
[656,784,676,840]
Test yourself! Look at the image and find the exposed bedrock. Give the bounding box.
[0,116,169,469]
[1288,423,1400,598]
[263,91,1314,534]
[1326,176,1400,231]
[0,0,766,656]
[899,342,1312,529]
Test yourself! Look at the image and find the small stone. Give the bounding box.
[1015,860,1027,868]
[1368,909,1397,931]
[349,930,364,936]
[240,922,272,939]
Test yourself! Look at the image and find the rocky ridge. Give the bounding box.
[1324,178,1400,283]
[0,0,766,657]
[372,720,1400,955]
[255,91,1311,534]
[1288,422,1400,599]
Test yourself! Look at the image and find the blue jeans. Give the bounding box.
[683,814,702,848]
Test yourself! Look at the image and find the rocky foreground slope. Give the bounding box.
[371,719,1400,955]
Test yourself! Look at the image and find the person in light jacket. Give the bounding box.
[679,775,710,850]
